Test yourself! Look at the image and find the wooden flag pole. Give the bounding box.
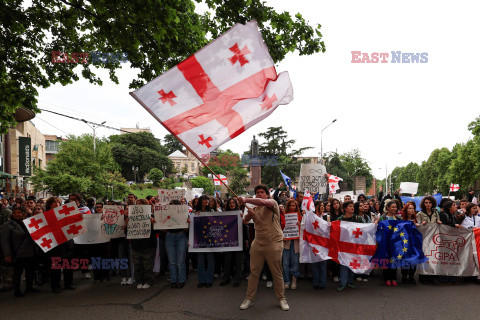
[129,92,238,198]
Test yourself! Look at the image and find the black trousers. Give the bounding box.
[401,267,416,278]
[222,251,243,283]
[91,242,111,281]
[383,268,397,281]
[13,257,35,294]
[50,258,73,290]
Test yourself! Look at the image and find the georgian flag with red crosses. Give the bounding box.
[23,202,86,253]
[130,20,293,159]
[300,212,378,274]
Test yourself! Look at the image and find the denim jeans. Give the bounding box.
[165,232,187,284]
[282,241,300,284]
[197,252,215,284]
[312,261,327,287]
[117,238,132,278]
[339,265,354,287]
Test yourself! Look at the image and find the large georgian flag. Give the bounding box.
[23,202,86,252]
[300,213,377,274]
[130,20,293,159]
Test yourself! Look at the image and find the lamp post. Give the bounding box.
[320,119,337,164]
[132,166,139,184]
[83,120,106,153]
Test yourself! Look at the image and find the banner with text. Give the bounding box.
[153,204,189,229]
[18,136,31,176]
[74,214,109,245]
[102,205,126,239]
[127,205,151,239]
[283,213,300,240]
[158,189,185,204]
[298,164,327,194]
[189,211,242,252]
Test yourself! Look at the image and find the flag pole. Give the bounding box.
[129,92,238,198]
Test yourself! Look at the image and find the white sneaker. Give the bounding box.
[291,276,297,290]
[240,299,253,310]
[83,272,91,279]
[279,299,290,311]
[262,275,267,281]
[363,278,368,282]
[266,281,273,288]
[127,278,134,285]
[356,277,362,282]
[284,283,290,289]
[142,284,151,289]
[334,276,339,283]
[136,284,143,289]
[121,278,127,285]
[246,275,250,280]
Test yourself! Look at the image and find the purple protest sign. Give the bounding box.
[188,211,243,252]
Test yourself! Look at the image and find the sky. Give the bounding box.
[33,0,480,179]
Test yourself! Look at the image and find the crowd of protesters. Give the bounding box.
[0,185,479,311]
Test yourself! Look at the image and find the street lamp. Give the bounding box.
[132,166,139,184]
[320,119,337,164]
[83,120,106,153]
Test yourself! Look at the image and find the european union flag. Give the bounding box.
[371,220,427,268]
[280,170,297,198]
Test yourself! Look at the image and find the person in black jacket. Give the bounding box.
[1,205,41,297]
[439,200,463,284]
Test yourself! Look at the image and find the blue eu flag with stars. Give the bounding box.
[371,220,427,268]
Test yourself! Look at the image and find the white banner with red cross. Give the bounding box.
[300,212,377,274]
[130,20,293,159]
[23,202,86,252]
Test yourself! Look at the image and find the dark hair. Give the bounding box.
[27,196,36,202]
[330,198,343,215]
[196,195,210,212]
[45,196,61,211]
[385,200,398,210]
[128,193,137,198]
[146,195,154,201]
[69,193,82,201]
[342,200,354,211]
[11,205,26,214]
[442,200,456,214]
[420,196,437,212]
[86,197,95,207]
[357,194,366,201]
[465,203,478,217]
[225,198,239,211]
[169,199,181,205]
[254,184,269,196]
[285,199,299,213]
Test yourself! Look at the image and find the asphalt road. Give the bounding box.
[1,271,479,320]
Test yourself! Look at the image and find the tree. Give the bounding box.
[324,149,373,191]
[110,132,173,181]
[191,176,214,195]
[468,115,480,137]
[229,167,249,195]
[147,168,164,187]
[256,126,312,187]
[163,134,184,155]
[30,134,126,199]
[1,0,325,133]
[390,162,421,193]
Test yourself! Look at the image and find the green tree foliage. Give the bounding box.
[147,168,164,187]
[191,176,214,195]
[1,0,325,133]
[110,132,173,181]
[30,134,128,198]
[163,134,184,155]
[390,162,421,194]
[256,126,312,188]
[324,149,373,191]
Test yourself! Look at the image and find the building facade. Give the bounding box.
[168,150,202,177]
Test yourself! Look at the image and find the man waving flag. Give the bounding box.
[131,21,293,159]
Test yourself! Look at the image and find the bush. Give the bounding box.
[144,183,154,188]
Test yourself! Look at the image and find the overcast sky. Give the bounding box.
[33,0,479,179]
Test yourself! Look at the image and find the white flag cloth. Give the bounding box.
[450,183,460,192]
[300,212,377,274]
[301,190,315,213]
[131,20,293,159]
[23,202,86,252]
[417,224,478,276]
[213,174,228,186]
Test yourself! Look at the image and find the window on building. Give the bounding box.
[46,140,60,153]
[191,163,195,172]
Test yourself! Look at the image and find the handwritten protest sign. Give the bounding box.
[74,214,109,244]
[102,205,125,239]
[153,204,189,229]
[400,182,419,195]
[283,213,300,240]
[189,211,242,252]
[158,189,186,204]
[299,164,328,194]
[127,205,151,239]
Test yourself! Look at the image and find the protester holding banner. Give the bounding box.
[329,198,343,283]
[311,202,328,289]
[400,201,419,284]
[220,198,245,287]
[281,199,301,290]
[460,203,480,229]
[194,195,215,288]
[117,195,135,286]
[239,184,289,311]
[0,206,41,297]
[439,200,463,284]
[165,199,188,289]
[379,201,400,286]
[91,203,110,283]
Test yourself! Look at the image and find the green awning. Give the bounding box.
[0,171,14,179]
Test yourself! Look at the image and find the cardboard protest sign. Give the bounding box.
[74,214,109,245]
[158,189,186,204]
[153,204,189,229]
[127,205,151,239]
[299,164,328,194]
[399,182,419,195]
[283,213,300,240]
[102,205,126,239]
[189,211,242,252]
[185,188,204,202]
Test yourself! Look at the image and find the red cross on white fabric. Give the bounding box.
[66,224,83,235]
[312,220,320,230]
[350,259,361,269]
[28,217,43,229]
[312,247,319,256]
[228,43,251,66]
[40,237,53,249]
[303,221,376,265]
[450,184,460,192]
[198,134,213,148]
[352,228,363,238]
[58,205,76,215]
[260,94,277,111]
[158,89,177,106]
[162,55,277,140]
